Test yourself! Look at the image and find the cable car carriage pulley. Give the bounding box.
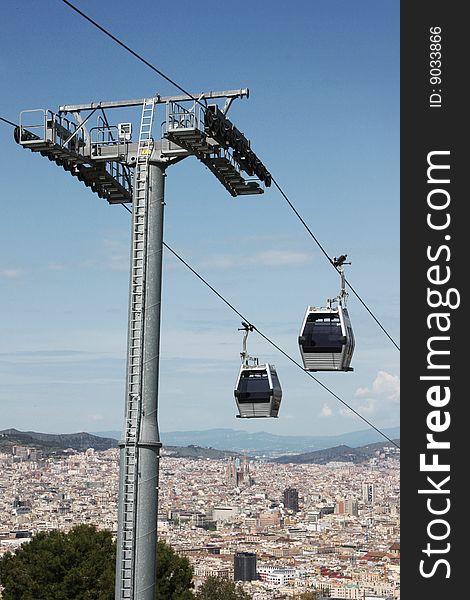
[234,322,282,418]
[298,254,355,372]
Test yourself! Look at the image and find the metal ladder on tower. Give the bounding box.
[119,98,156,600]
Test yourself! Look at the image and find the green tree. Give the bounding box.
[0,525,195,599]
[156,540,194,599]
[292,591,324,600]
[195,575,252,600]
[0,524,114,600]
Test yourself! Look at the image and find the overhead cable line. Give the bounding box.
[0,116,18,127]
[59,0,400,353]
[103,194,400,447]
[60,0,203,107]
[160,237,400,450]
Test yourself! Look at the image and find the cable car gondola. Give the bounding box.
[298,255,355,372]
[234,323,282,418]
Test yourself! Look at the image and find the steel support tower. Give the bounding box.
[14,89,271,600]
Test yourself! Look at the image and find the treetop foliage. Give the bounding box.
[195,575,252,600]
[0,525,114,600]
[0,525,196,600]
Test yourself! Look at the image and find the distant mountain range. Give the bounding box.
[94,426,400,455]
[0,428,399,463]
[274,440,400,464]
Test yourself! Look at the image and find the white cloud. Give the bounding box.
[255,250,311,266]
[356,370,400,402]
[340,371,400,419]
[339,407,354,418]
[89,414,104,422]
[357,397,378,415]
[0,329,127,356]
[199,249,312,270]
[198,255,237,270]
[1,268,22,279]
[102,238,130,272]
[320,403,333,417]
[0,350,123,365]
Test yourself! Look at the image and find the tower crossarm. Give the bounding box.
[15,89,270,201]
[58,89,249,113]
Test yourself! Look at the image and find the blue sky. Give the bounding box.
[0,0,399,437]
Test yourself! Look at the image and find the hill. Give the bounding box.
[0,429,241,460]
[163,445,242,460]
[0,428,118,454]
[274,439,400,464]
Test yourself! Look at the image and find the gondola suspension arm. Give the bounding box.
[238,321,257,367]
[330,253,351,308]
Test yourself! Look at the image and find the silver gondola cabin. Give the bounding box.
[298,255,355,372]
[234,323,282,418]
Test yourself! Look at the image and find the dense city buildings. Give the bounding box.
[0,445,400,599]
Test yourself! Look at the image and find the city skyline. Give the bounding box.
[0,1,399,438]
[0,444,400,599]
